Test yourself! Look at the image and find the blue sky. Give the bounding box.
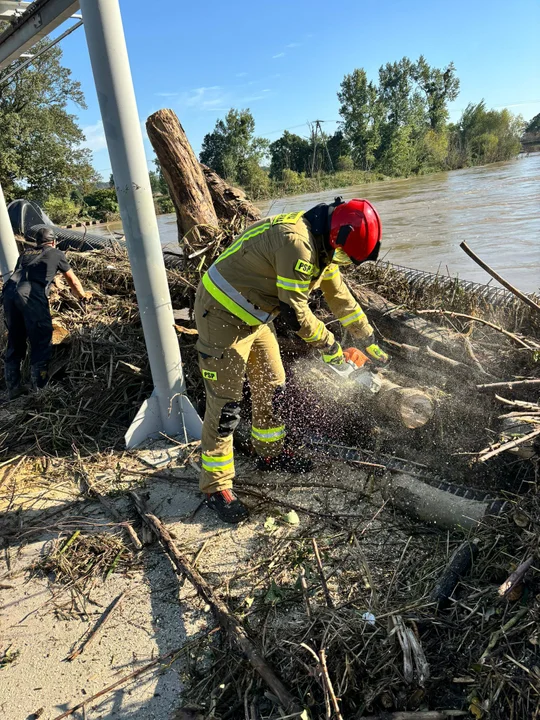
[56,0,540,179]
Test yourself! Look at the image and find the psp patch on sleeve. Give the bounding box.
[202,369,218,381]
[294,258,315,276]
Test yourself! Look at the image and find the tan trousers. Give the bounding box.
[195,284,286,493]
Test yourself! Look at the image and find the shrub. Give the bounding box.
[43,196,80,225]
[83,188,119,222]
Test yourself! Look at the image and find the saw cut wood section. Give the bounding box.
[376,379,435,429]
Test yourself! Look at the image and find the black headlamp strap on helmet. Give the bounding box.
[335,224,353,246]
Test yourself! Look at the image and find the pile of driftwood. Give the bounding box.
[1,108,539,720]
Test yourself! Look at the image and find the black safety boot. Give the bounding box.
[206,489,249,524]
[257,447,313,473]
[30,365,49,390]
[4,362,26,400]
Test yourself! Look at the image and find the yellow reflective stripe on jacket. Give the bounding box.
[251,425,286,443]
[339,307,367,327]
[276,275,311,294]
[201,452,234,472]
[202,270,262,326]
[271,211,304,225]
[216,222,271,264]
[304,320,325,343]
[322,265,340,281]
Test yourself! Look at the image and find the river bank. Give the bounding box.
[101,153,539,293]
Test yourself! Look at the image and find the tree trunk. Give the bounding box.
[146,109,219,243]
[201,163,261,226]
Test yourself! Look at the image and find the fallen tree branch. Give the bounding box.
[460,241,540,314]
[130,492,302,715]
[319,648,344,720]
[426,346,467,369]
[477,378,540,391]
[495,395,540,410]
[478,427,540,462]
[416,310,535,350]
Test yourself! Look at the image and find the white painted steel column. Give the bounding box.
[79,0,201,447]
[0,181,19,282]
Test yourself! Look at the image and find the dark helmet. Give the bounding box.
[35,227,56,247]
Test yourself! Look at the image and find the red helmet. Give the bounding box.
[329,198,382,264]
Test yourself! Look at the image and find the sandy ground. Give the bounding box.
[0,458,267,720]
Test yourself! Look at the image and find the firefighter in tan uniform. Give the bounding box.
[195,197,388,522]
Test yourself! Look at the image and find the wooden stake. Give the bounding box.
[460,241,540,314]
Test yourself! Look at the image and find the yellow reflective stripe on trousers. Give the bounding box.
[201,452,234,472]
[276,275,311,294]
[339,306,366,327]
[216,222,271,263]
[251,425,286,443]
[304,320,325,343]
[322,266,340,281]
[203,264,274,326]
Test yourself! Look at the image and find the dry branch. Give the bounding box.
[460,241,540,314]
[416,309,535,350]
[476,378,540,391]
[130,492,302,715]
[498,557,535,597]
[478,427,540,462]
[311,538,334,609]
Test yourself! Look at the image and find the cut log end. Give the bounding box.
[377,384,435,429]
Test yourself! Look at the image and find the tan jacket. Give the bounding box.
[202,211,373,348]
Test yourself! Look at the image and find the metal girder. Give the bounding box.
[0,0,79,70]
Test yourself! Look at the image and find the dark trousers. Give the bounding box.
[3,282,53,384]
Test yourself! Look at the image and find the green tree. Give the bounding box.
[199,109,268,186]
[525,113,540,134]
[338,69,382,170]
[412,56,460,130]
[326,130,351,169]
[269,131,310,179]
[449,101,524,167]
[0,39,98,202]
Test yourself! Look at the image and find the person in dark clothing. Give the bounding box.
[2,228,89,398]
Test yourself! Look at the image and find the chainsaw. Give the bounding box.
[326,347,382,394]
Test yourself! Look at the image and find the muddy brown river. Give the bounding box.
[114,153,540,293]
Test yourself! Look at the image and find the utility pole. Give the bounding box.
[79,0,201,447]
[309,120,334,177]
[0,181,19,282]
